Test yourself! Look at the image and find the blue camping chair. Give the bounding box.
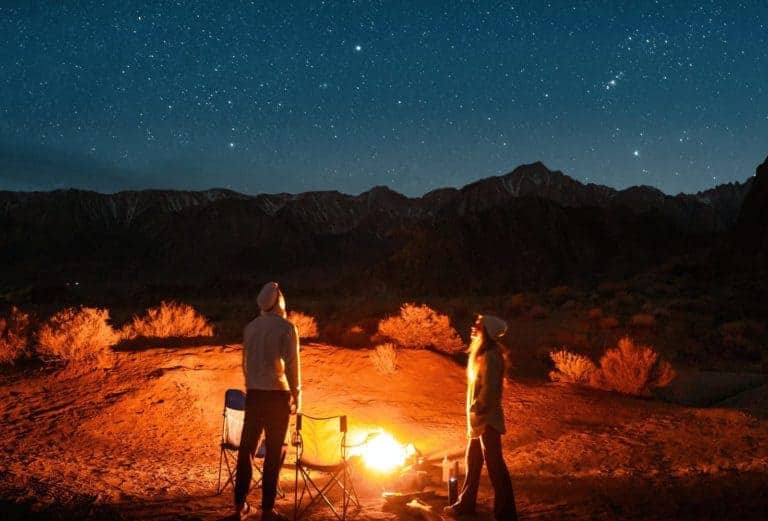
[216,388,285,497]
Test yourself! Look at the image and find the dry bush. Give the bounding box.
[611,291,634,307]
[0,307,32,366]
[599,316,619,329]
[506,293,529,316]
[37,307,117,365]
[122,301,213,339]
[720,320,766,359]
[593,337,675,396]
[371,343,398,375]
[548,349,597,384]
[323,323,371,348]
[288,310,319,340]
[377,303,464,354]
[553,331,589,352]
[631,313,657,328]
[549,285,571,300]
[587,307,603,320]
[528,305,548,319]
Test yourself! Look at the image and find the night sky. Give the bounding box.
[1,1,766,196]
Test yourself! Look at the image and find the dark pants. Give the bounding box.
[234,389,291,512]
[456,425,518,521]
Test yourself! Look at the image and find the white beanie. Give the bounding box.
[257,282,281,312]
[481,315,507,340]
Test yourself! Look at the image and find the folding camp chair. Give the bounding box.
[293,414,360,521]
[216,389,285,497]
[217,389,245,494]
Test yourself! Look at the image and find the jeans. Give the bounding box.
[234,389,291,511]
[456,425,518,521]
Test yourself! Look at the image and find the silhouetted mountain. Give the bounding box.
[0,162,757,297]
[736,156,768,252]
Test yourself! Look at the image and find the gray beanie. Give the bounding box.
[257,282,281,312]
[481,315,507,340]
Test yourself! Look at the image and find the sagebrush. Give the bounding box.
[594,337,675,396]
[288,311,318,340]
[122,301,213,339]
[0,307,32,366]
[37,307,117,365]
[371,343,398,374]
[548,349,597,384]
[377,303,464,354]
[631,313,657,328]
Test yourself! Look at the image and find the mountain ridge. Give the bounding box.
[0,162,754,231]
[0,161,760,296]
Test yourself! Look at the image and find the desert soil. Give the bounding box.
[1,344,768,520]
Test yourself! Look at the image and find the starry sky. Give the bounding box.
[1,1,767,196]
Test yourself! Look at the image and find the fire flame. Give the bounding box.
[350,430,415,473]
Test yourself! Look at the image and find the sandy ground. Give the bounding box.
[1,343,768,520]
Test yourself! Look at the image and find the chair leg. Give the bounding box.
[217,450,236,495]
[294,460,299,521]
[216,448,223,495]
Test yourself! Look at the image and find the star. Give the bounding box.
[633,150,640,157]
[354,44,362,52]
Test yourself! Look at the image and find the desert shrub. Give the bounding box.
[288,310,319,340]
[505,293,529,316]
[37,307,118,365]
[377,303,464,354]
[720,320,766,359]
[122,301,213,339]
[371,343,398,375]
[323,323,372,348]
[599,316,619,330]
[587,307,603,320]
[631,313,657,328]
[593,337,675,396]
[549,349,597,384]
[549,285,571,302]
[528,305,548,319]
[553,331,589,352]
[611,291,634,307]
[0,307,32,366]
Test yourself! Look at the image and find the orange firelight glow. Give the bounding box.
[349,430,415,473]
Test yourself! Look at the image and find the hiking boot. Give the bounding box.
[261,508,289,521]
[235,501,253,520]
[443,503,475,517]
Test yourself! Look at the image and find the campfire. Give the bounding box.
[349,429,416,473]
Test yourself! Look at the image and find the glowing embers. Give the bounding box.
[349,430,416,473]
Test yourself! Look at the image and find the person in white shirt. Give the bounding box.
[234,282,301,521]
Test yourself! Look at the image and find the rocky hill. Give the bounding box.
[0,162,757,297]
[736,156,768,252]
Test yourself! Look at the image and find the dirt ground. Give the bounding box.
[1,343,768,520]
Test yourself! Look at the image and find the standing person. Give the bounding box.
[444,314,518,521]
[234,282,301,521]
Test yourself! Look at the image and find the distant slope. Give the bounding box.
[0,162,757,296]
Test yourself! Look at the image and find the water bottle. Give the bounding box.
[448,475,458,504]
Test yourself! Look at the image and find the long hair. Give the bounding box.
[467,322,493,381]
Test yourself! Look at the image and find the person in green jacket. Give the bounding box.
[444,314,518,520]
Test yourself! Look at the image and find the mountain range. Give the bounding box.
[0,161,762,298]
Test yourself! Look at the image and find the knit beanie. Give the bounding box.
[257,282,281,312]
[481,315,507,340]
